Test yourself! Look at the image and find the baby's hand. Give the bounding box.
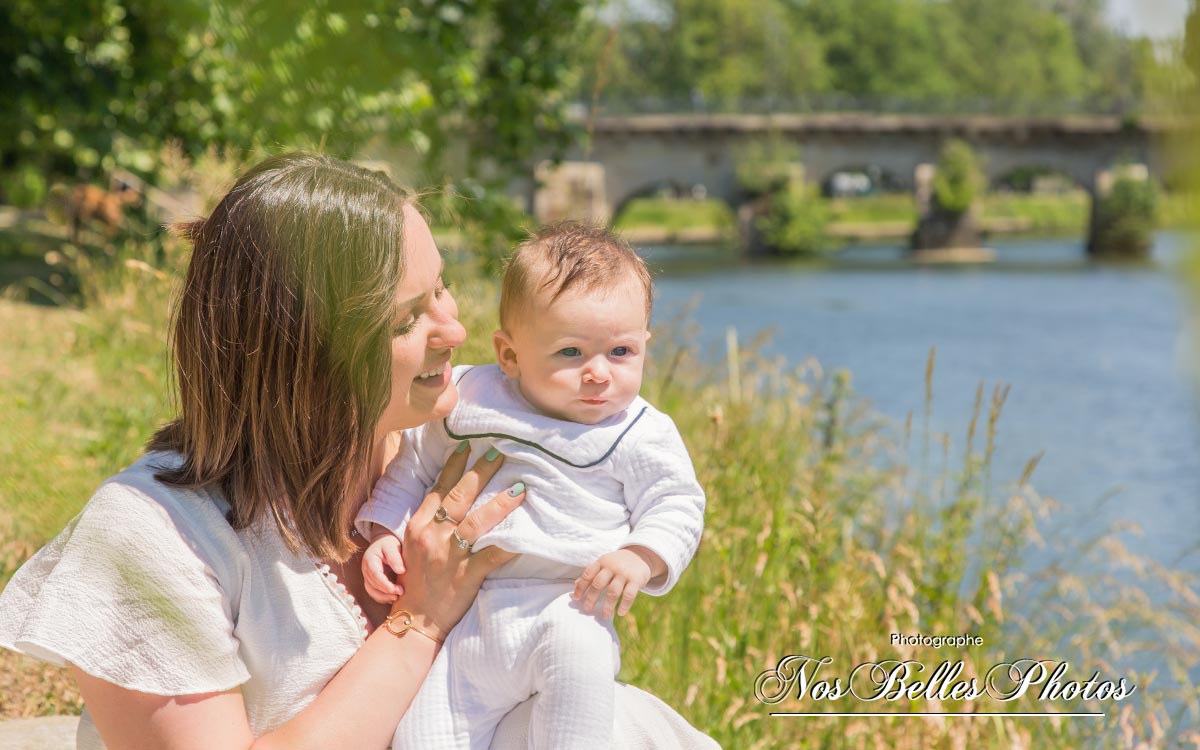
[362,531,406,604]
[573,548,653,618]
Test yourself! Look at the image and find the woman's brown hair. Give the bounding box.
[148,152,410,561]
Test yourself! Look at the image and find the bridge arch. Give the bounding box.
[991,165,1088,193]
[817,164,906,197]
[610,178,737,227]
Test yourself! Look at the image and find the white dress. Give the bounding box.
[0,452,718,750]
[356,365,707,750]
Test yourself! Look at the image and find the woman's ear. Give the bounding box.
[493,329,520,378]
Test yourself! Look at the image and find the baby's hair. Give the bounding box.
[500,222,652,331]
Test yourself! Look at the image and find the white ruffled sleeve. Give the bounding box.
[0,459,250,695]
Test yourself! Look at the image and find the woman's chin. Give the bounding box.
[426,382,459,423]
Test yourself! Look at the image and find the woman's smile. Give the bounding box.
[414,360,452,387]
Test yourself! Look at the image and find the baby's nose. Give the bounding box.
[582,359,610,383]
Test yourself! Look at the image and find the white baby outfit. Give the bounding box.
[356,364,706,750]
[0,451,718,750]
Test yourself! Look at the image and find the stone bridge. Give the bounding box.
[529,113,1186,225]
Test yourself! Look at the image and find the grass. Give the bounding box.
[613,197,735,234]
[613,191,1199,238]
[1,165,1198,746]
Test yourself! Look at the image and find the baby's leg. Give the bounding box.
[528,589,621,750]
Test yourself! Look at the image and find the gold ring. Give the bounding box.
[451,527,473,553]
[433,505,461,524]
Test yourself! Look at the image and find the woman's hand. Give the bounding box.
[391,443,525,639]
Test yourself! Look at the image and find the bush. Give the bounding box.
[933,139,985,215]
[3,165,48,209]
[757,179,833,256]
[734,135,801,198]
[1090,174,1158,257]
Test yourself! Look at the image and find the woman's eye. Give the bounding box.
[611,346,630,357]
[558,347,581,357]
[394,317,418,337]
[434,277,451,299]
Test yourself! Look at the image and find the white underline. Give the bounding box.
[770,712,1105,718]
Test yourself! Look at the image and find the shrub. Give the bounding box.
[734,135,801,198]
[3,165,48,209]
[756,179,833,256]
[933,139,985,215]
[1090,174,1159,257]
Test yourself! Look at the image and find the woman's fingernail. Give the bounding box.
[485,447,501,461]
[507,481,525,497]
[456,441,470,454]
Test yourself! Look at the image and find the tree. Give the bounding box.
[1186,0,1200,83]
[1,1,589,186]
[578,0,830,111]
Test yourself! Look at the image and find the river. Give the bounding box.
[643,231,1200,571]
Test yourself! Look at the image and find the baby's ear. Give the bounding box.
[644,329,653,342]
[493,329,520,378]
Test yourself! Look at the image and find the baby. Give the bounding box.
[356,223,705,750]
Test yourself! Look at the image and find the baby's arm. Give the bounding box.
[356,421,457,602]
[575,410,706,615]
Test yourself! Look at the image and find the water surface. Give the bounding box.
[645,232,1200,569]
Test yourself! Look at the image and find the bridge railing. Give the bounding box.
[578,94,1145,118]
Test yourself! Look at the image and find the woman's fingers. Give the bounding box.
[439,447,506,520]
[417,441,473,517]
[455,481,525,548]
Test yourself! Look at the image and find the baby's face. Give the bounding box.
[496,281,650,425]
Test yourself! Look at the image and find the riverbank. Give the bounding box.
[615,191,1197,246]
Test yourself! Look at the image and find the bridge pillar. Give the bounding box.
[1087,164,1153,258]
[533,161,610,225]
[910,163,984,256]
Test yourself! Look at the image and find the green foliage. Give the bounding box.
[733,134,800,197]
[2,164,48,208]
[757,180,833,256]
[613,197,734,233]
[1090,174,1159,257]
[2,1,588,184]
[933,139,984,215]
[577,0,828,109]
[579,0,1152,113]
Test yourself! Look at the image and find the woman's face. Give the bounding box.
[376,205,466,436]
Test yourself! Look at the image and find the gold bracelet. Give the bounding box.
[383,609,444,644]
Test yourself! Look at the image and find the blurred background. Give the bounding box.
[2,1,1199,746]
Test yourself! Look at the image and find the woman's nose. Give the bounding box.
[428,295,467,351]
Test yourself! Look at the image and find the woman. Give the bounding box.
[0,153,717,749]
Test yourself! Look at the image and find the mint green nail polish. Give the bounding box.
[507,481,525,497]
[485,447,501,461]
[455,441,470,454]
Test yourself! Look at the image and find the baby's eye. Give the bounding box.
[611,346,631,357]
[558,347,581,357]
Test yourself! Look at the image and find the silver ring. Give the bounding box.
[451,527,473,553]
[434,505,461,524]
